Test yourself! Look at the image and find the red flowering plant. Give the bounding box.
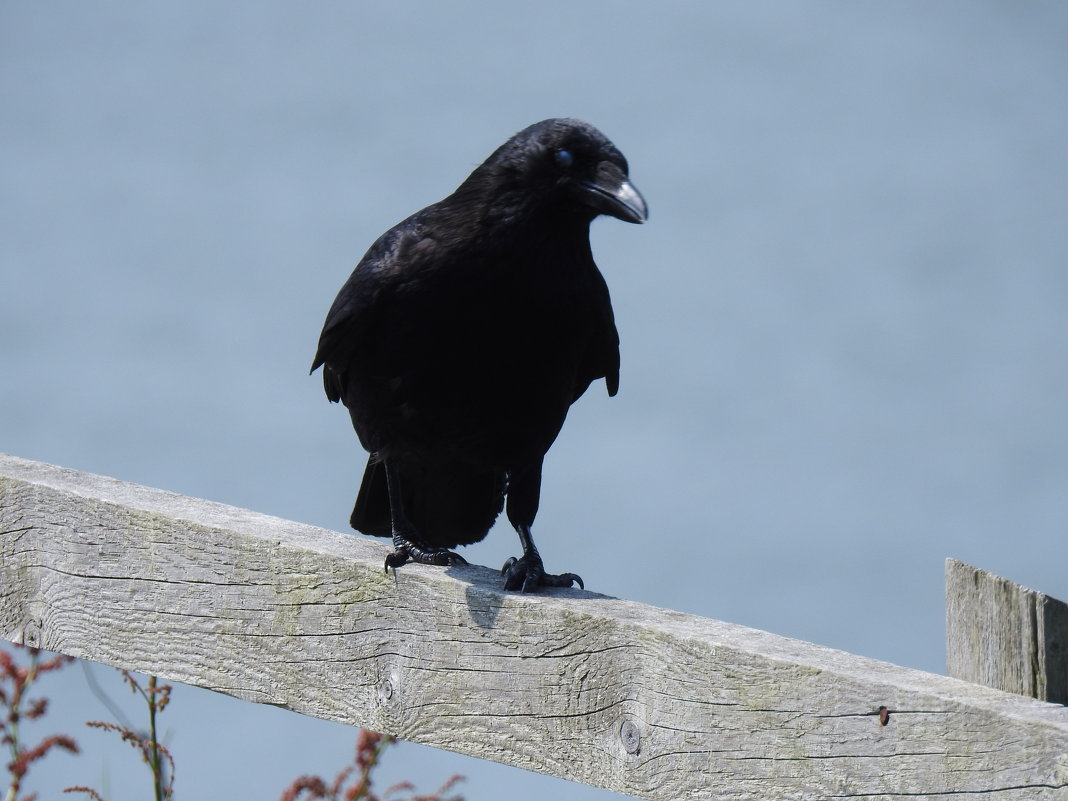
[1,645,79,801]
[280,729,464,801]
[64,671,174,801]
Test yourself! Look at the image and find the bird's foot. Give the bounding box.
[384,537,468,572]
[501,554,583,593]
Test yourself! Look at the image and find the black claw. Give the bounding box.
[427,550,468,567]
[501,555,582,593]
[384,549,411,572]
[555,572,580,593]
[388,536,466,570]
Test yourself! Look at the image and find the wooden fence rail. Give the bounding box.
[2,453,1066,800]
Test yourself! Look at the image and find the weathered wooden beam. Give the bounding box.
[2,454,1067,800]
[946,558,1068,705]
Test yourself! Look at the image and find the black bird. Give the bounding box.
[311,118,646,592]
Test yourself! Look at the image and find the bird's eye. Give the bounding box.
[554,149,574,168]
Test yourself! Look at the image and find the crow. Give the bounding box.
[311,118,646,592]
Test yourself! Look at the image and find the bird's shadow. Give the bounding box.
[444,562,613,630]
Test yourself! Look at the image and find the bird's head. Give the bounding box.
[465,118,648,226]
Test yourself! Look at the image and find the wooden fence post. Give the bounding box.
[946,558,1068,705]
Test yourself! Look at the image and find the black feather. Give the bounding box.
[311,118,645,589]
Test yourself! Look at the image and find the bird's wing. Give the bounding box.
[310,213,430,402]
[575,266,621,401]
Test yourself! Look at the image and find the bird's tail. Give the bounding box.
[350,457,391,536]
[349,455,505,547]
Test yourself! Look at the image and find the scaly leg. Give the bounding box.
[500,461,583,592]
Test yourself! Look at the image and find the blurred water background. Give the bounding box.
[2,3,1066,799]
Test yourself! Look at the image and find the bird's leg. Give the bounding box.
[501,523,583,592]
[383,462,467,571]
[500,462,583,592]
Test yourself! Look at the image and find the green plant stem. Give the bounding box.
[148,675,162,801]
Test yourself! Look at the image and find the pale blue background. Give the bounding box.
[3,3,1066,799]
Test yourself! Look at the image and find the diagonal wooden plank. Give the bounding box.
[3,453,1067,800]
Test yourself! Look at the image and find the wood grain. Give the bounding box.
[947,558,1068,705]
[3,454,1067,800]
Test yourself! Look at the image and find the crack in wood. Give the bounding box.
[828,782,1068,797]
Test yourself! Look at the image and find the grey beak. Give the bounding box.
[578,163,648,224]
